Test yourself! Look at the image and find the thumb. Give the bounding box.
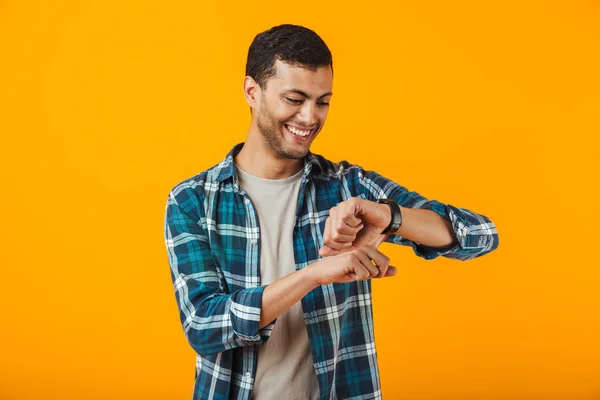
[384,266,398,277]
[319,245,340,257]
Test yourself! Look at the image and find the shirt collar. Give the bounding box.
[215,142,323,183]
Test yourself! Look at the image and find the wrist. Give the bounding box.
[377,203,392,230]
[303,262,322,288]
[392,207,405,234]
[376,198,403,234]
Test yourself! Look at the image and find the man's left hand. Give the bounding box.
[319,198,393,257]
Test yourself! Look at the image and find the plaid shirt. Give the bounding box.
[163,142,498,400]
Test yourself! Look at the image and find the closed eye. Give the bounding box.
[285,97,329,107]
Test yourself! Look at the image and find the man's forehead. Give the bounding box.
[270,60,333,95]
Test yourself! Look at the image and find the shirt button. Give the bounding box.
[251,239,257,245]
[244,198,250,205]
[246,372,251,378]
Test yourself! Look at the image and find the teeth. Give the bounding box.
[286,125,311,137]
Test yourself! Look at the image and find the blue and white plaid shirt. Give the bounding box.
[164,142,499,400]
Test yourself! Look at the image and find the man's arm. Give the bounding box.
[353,166,499,261]
[260,234,396,328]
[320,165,499,261]
[164,189,276,356]
[258,268,316,329]
[395,205,459,249]
[320,198,458,255]
[165,187,397,354]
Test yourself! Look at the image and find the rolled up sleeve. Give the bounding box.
[354,167,499,261]
[164,189,274,356]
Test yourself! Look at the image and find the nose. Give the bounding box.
[297,102,317,127]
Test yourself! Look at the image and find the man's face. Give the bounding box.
[254,59,333,159]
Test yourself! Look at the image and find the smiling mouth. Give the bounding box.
[283,124,315,141]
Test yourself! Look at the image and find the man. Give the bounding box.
[164,24,498,400]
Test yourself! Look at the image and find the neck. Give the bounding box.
[234,125,304,180]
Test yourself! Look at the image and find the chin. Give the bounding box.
[279,147,309,160]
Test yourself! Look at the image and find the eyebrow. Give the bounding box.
[284,89,333,99]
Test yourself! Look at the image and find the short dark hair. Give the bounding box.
[246,24,333,89]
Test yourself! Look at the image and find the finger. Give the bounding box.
[352,262,371,280]
[335,200,361,223]
[323,217,348,251]
[333,216,363,235]
[325,218,358,250]
[375,265,389,278]
[337,274,355,284]
[363,246,391,272]
[373,265,397,279]
[354,250,379,278]
[366,247,390,278]
[347,253,372,280]
[325,237,354,251]
[319,245,340,257]
[329,228,356,243]
[339,210,362,227]
[322,216,332,245]
[373,263,388,278]
[341,198,365,226]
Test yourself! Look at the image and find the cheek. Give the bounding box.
[262,106,283,124]
[272,100,297,116]
[275,108,298,123]
[317,109,329,123]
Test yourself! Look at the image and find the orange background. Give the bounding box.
[1,1,599,399]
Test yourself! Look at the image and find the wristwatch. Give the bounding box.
[377,198,402,234]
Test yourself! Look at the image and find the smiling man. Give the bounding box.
[164,24,499,400]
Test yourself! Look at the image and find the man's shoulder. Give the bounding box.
[168,142,243,199]
[166,161,224,213]
[169,164,216,191]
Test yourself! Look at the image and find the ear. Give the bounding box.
[243,76,260,110]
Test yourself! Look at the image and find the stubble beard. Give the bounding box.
[256,98,309,160]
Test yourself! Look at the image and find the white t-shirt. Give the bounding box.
[235,164,320,400]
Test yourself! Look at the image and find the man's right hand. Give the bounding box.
[259,235,396,329]
[306,243,397,286]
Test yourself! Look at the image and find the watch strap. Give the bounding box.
[377,198,402,234]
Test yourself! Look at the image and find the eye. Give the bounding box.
[286,98,302,104]
[317,102,330,107]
